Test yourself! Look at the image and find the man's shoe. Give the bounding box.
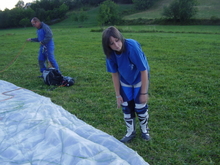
[120,131,136,143]
[141,132,151,141]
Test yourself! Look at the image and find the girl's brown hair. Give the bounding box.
[102,26,125,59]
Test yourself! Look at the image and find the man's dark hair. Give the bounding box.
[31,17,40,23]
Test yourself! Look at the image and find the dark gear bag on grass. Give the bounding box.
[62,76,75,87]
[43,68,75,87]
[43,68,63,86]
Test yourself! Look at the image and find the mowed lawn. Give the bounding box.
[0,25,219,164]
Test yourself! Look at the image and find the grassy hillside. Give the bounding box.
[57,4,134,28]
[57,0,220,28]
[57,7,99,27]
[123,0,220,20]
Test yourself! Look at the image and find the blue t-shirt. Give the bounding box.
[106,39,150,85]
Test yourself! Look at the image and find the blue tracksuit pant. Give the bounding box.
[38,44,60,73]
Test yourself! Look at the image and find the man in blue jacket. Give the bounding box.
[27,17,60,77]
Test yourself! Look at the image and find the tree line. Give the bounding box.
[0,0,70,29]
[0,0,198,29]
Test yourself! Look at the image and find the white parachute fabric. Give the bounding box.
[0,80,149,165]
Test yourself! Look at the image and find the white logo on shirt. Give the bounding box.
[130,64,134,70]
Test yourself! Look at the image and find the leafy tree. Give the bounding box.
[31,1,69,21]
[97,0,120,26]
[15,0,25,8]
[113,0,133,4]
[35,0,62,11]
[0,7,34,28]
[89,0,105,6]
[132,0,154,10]
[0,0,68,29]
[58,3,69,18]
[35,8,47,21]
[0,9,11,28]
[79,12,88,23]
[162,0,198,22]
[19,18,29,27]
[61,0,75,10]
[73,8,89,24]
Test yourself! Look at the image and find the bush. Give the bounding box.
[162,0,198,22]
[19,18,30,28]
[73,9,89,24]
[210,16,220,24]
[132,0,154,10]
[97,0,120,26]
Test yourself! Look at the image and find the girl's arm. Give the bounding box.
[140,70,149,104]
[112,72,123,108]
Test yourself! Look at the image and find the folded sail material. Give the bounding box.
[0,80,149,165]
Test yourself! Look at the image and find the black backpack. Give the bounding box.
[42,68,75,87]
[43,68,63,86]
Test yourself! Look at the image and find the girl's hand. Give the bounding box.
[139,94,148,104]
[116,95,123,108]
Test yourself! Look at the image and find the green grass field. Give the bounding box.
[1,2,220,164]
[0,24,219,164]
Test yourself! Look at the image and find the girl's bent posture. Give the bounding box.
[102,26,151,143]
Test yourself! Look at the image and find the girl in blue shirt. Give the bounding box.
[102,26,151,143]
